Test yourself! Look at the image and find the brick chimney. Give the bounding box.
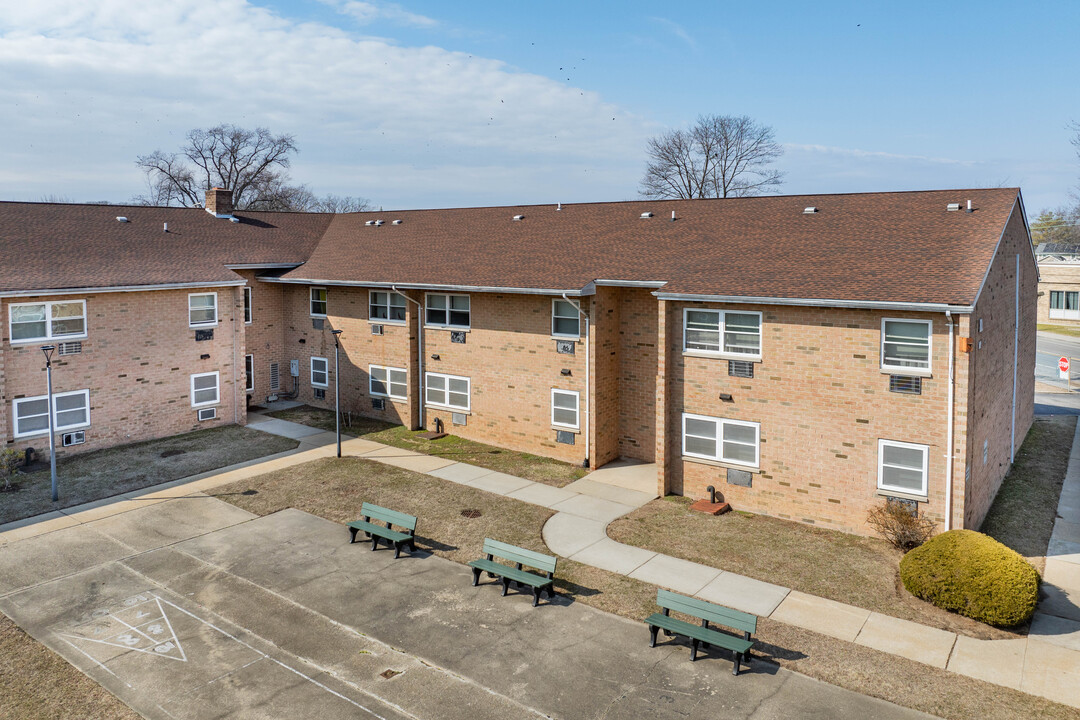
[205,187,233,216]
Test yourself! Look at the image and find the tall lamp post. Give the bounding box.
[40,345,58,502]
[331,330,343,458]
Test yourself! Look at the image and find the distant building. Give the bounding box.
[0,188,1036,536]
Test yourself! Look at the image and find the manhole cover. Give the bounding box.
[160,449,186,458]
[460,509,482,519]
[379,669,401,679]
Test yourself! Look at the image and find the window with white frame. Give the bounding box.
[551,389,580,429]
[683,309,762,358]
[425,372,470,410]
[369,291,407,323]
[370,365,407,399]
[878,439,928,496]
[881,319,932,372]
[682,413,760,467]
[9,300,87,343]
[245,354,254,392]
[311,357,329,387]
[552,300,580,338]
[310,287,327,317]
[190,372,220,407]
[188,293,218,327]
[12,389,90,438]
[1050,290,1080,320]
[426,293,470,328]
[244,287,252,324]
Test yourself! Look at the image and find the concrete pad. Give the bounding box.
[629,554,722,596]
[1046,556,1080,592]
[695,572,790,617]
[426,462,495,484]
[548,493,636,524]
[769,591,870,642]
[506,482,579,508]
[1029,612,1080,652]
[84,497,256,553]
[561,478,656,507]
[1022,638,1080,707]
[568,537,656,575]
[0,527,134,595]
[369,452,457,473]
[339,438,387,455]
[1053,519,1080,546]
[1048,538,1080,565]
[361,445,423,458]
[587,459,659,495]
[298,430,344,447]
[541,513,607,557]
[463,471,533,496]
[947,636,1026,690]
[854,613,956,668]
[245,411,272,423]
[0,512,83,544]
[249,417,325,440]
[1039,582,1080,623]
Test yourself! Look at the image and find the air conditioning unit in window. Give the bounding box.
[371,398,385,410]
[198,407,217,421]
[62,431,85,447]
[371,324,383,335]
[452,412,467,426]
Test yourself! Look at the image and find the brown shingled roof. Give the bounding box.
[279,188,1022,306]
[0,202,331,293]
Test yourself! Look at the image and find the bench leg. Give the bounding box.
[733,653,740,676]
[409,539,417,553]
[690,639,699,662]
[349,527,358,544]
[394,542,402,560]
[500,577,510,597]
[371,535,380,551]
[471,567,481,587]
[532,586,541,607]
[649,625,659,648]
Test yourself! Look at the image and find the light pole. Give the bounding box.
[331,329,343,458]
[40,345,58,502]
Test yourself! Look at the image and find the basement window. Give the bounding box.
[9,300,87,344]
[877,439,928,497]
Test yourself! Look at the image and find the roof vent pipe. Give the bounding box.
[803,206,818,214]
[947,203,960,212]
[163,222,168,232]
[375,220,384,226]
[557,203,562,211]
[671,210,676,222]
[640,212,653,219]
[966,200,974,213]
[392,219,402,225]
[116,216,128,223]
[365,220,375,226]
[513,214,525,221]
[229,217,240,223]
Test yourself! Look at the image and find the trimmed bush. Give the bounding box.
[899,529,1039,627]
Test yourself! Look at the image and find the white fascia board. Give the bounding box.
[654,292,974,314]
[0,280,247,298]
[224,263,304,270]
[593,279,668,288]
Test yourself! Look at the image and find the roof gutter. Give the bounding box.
[259,277,594,297]
[0,280,247,298]
[653,292,975,314]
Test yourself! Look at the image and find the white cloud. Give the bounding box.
[0,0,651,207]
[333,1,438,28]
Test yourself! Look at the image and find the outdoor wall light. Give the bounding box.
[719,393,734,402]
[200,354,210,360]
[430,354,440,361]
[560,369,571,376]
[299,338,306,344]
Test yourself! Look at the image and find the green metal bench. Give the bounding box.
[468,538,557,607]
[347,502,417,559]
[646,588,756,675]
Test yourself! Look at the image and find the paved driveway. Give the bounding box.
[0,497,933,719]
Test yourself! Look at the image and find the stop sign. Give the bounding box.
[1061,357,1071,378]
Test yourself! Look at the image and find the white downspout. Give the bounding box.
[1011,254,1019,462]
[562,293,590,468]
[393,286,425,431]
[945,311,955,531]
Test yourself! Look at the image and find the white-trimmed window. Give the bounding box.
[878,439,929,497]
[188,293,218,328]
[190,372,219,407]
[244,287,252,324]
[426,293,470,328]
[369,291,407,323]
[881,318,932,372]
[425,372,470,411]
[683,309,762,359]
[552,300,581,338]
[551,389,580,429]
[1050,291,1080,320]
[9,300,87,343]
[370,365,407,399]
[310,287,327,317]
[245,354,254,392]
[682,413,760,467]
[311,357,329,388]
[12,389,90,438]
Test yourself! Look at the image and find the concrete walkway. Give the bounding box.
[4,413,1080,709]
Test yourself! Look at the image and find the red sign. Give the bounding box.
[1061,357,1071,374]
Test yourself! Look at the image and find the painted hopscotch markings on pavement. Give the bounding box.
[61,592,186,662]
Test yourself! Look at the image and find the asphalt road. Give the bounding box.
[1037,331,1080,415]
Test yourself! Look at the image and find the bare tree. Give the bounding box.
[135,124,371,212]
[640,115,784,199]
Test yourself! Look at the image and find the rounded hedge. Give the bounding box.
[899,529,1039,627]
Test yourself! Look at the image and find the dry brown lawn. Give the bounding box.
[0,426,298,525]
[213,456,1080,720]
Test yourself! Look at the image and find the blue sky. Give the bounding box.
[2,0,1078,213]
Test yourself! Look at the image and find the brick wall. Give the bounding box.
[617,288,657,461]
[591,287,621,467]
[1,286,245,460]
[1036,262,1080,325]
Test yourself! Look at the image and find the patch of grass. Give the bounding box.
[215,457,1079,720]
[0,426,298,525]
[1038,323,1080,338]
[0,613,140,720]
[265,405,586,486]
[608,496,1016,639]
[981,415,1076,573]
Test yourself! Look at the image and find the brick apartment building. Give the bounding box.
[0,188,1036,535]
[1035,242,1080,325]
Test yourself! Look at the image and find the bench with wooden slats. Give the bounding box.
[646,588,756,675]
[468,538,557,607]
[347,502,417,559]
